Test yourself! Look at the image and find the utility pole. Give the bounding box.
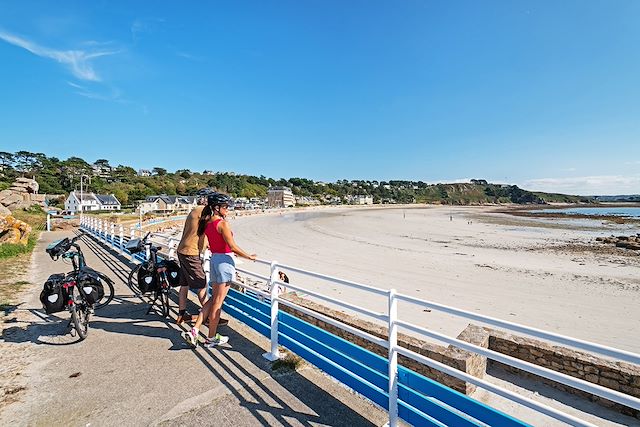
[80,174,90,219]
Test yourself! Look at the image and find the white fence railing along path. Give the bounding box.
[79,218,640,427]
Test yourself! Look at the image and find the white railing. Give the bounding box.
[80,219,640,427]
[227,257,640,427]
[80,216,180,262]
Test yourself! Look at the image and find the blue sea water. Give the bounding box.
[533,207,640,218]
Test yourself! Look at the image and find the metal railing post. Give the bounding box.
[110,223,115,246]
[263,261,281,361]
[168,238,176,260]
[119,225,124,254]
[98,220,103,240]
[387,289,398,427]
[129,228,136,262]
[46,213,51,231]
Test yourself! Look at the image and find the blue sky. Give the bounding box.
[1,1,639,195]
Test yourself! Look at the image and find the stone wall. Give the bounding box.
[280,293,489,394]
[487,328,640,419]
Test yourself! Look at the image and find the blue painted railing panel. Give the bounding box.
[398,367,531,427]
[278,309,389,376]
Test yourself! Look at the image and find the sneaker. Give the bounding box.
[204,333,229,348]
[181,328,198,347]
[176,312,193,325]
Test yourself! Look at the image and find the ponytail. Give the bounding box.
[197,205,212,236]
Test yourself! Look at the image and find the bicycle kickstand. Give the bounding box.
[146,294,158,315]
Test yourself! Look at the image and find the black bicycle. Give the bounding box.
[126,232,180,317]
[41,232,115,340]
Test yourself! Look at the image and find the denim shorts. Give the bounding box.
[210,253,235,284]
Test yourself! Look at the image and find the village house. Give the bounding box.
[64,191,121,214]
[347,195,373,205]
[136,195,197,215]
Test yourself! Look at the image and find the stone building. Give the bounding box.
[267,186,295,208]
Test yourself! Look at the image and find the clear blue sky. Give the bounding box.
[1,1,639,195]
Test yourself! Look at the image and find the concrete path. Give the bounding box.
[0,230,390,427]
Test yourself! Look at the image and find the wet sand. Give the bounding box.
[230,205,640,354]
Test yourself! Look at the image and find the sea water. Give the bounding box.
[533,206,640,218]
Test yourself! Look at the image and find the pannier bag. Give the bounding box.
[40,273,67,314]
[165,259,181,287]
[77,269,105,305]
[125,238,143,254]
[46,238,70,259]
[137,265,158,293]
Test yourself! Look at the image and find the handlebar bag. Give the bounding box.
[125,238,144,254]
[137,264,158,293]
[46,238,70,259]
[40,273,67,314]
[77,269,105,305]
[164,259,181,287]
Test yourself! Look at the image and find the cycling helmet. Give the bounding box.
[207,192,233,208]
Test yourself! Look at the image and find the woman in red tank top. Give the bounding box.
[181,193,256,348]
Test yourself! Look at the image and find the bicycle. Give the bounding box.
[41,232,115,340]
[126,232,180,317]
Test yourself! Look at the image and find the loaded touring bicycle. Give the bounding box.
[40,232,115,340]
[126,232,181,317]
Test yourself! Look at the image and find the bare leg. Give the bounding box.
[193,298,214,330]
[207,283,230,338]
[178,286,189,311]
[197,287,208,306]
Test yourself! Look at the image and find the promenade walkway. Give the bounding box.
[0,231,391,426]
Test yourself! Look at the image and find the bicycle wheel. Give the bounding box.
[127,263,142,293]
[71,303,90,340]
[95,272,114,309]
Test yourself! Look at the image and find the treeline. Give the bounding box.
[0,151,590,206]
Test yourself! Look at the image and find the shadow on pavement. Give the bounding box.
[12,230,380,426]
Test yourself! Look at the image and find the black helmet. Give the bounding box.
[207,192,233,208]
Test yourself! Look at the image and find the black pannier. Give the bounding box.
[40,273,67,314]
[165,259,181,287]
[125,238,143,254]
[77,269,105,305]
[46,238,69,259]
[137,264,158,293]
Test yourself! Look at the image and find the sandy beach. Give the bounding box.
[229,205,640,354]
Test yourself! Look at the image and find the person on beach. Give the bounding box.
[277,270,289,294]
[182,192,256,348]
[175,188,227,327]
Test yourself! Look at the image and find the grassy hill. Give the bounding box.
[0,151,591,206]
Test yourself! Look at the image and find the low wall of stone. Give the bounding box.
[280,293,488,394]
[487,328,640,419]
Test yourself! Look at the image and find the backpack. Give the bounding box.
[40,273,67,314]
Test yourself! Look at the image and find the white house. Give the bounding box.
[351,195,373,205]
[65,191,121,214]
